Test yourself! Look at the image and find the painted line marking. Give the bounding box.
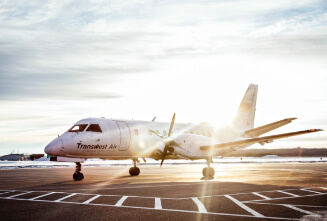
[83,195,101,204]
[30,192,55,200]
[8,192,31,198]
[115,196,128,206]
[320,187,327,190]
[0,196,295,220]
[283,204,319,216]
[245,202,327,209]
[55,193,77,202]
[252,192,271,200]
[301,188,322,194]
[243,193,327,203]
[192,197,207,213]
[0,186,324,200]
[225,195,264,217]
[200,187,314,199]
[155,198,162,209]
[277,190,299,197]
[0,191,13,195]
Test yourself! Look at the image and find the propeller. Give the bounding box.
[160,113,176,167]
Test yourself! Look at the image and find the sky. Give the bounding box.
[0,0,327,156]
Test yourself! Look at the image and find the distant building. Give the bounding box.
[0,154,29,161]
[29,154,45,161]
[0,153,45,161]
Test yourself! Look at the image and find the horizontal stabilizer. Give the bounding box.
[245,118,297,137]
[200,129,323,150]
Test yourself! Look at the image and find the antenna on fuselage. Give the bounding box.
[152,116,156,122]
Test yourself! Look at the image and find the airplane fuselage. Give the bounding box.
[45,117,242,160]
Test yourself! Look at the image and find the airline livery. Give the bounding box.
[44,84,322,180]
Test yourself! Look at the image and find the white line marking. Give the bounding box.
[252,192,271,200]
[55,193,77,202]
[8,192,31,198]
[115,196,128,206]
[0,196,298,220]
[277,190,299,197]
[245,202,327,209]
[0,191,13,195]
[83,195,101,204]
[200,187,310,199]
[155,198,162,209]
[225,195,264,217]
[192,197,207,213]
[243,193,327,203]
[301,188,322,194]
[320,187,327,190]
[283,204,319,216]
[30,192,55,200]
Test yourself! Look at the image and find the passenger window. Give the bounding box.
[134,129,138,136]
[69,124,88,132]
[163,130,167,136]
[86,124,102,132]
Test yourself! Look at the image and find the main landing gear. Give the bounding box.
[73,162,84,181]
[202,158,215,178]
[129,158,140,176]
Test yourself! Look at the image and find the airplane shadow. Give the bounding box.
[200,176,214,181]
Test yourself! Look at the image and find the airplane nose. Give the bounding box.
[44,137,63,156]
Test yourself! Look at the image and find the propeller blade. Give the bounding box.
[160,145,169,167]
[168,113,175,137]
[161,113,176,167]
[149,129,165,138]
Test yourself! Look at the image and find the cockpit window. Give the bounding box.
[69,124,88,132]
[86,124,102,133]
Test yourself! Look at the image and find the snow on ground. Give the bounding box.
[0,157,326,169]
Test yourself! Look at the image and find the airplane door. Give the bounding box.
[116,121,131,151]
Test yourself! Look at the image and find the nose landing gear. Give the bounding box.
[129,158,140,176]
[73,162,84,181]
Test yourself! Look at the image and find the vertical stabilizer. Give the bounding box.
[233,84,258,131]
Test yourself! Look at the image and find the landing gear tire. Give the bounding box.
[202,167,215,177]
[129,167,140,176]
[73,172,84,181]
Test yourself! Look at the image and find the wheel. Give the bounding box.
[129,167,140,176]
[209,167,215,177]
[202,167,209,177]
[73,172,84,181]
[202,167,215,177]
[129,167,135,176]
[134,167,140,176]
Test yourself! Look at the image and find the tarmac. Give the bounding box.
[0,163,327,220]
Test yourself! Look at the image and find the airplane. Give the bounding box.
[44,84,323,180]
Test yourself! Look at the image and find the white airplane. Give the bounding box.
[44,84,322,180]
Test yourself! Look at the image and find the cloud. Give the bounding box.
[0,0,327,155]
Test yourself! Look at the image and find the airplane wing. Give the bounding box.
[200,129,322,150]
[244,118,297,137]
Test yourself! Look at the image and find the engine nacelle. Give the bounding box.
[171,134,218,159]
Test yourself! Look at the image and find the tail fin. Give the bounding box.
[233,84,258,131]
